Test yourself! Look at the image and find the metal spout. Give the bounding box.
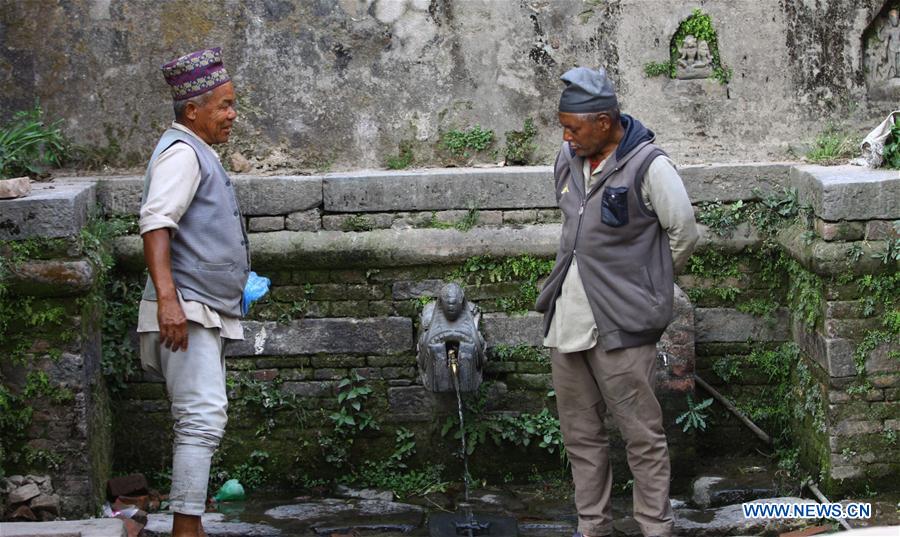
[448,347,459,377]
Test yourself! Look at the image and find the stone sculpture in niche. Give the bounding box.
[676,35,713,79]
[865,6,900,100]
[880,8,900,78]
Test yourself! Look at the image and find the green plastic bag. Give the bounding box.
[213,479,245,502]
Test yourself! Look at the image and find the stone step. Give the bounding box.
[0,519,126,537]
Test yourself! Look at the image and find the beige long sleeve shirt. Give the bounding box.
[543,155,698,352]
[136,122,243,340]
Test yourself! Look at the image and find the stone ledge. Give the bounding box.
[112,225,561,270]
[0,518,125,537]
[790,165,900,221]
[322,163,791,212]
[0,181,95,240]
[60,175,323,216]
[694,308,791,343]
[227,317,413,356]
[6,259,95,296]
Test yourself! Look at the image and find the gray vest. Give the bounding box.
[141,128,250,317]
[535,141,673,351]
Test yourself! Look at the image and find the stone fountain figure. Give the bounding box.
[416,283,485,393]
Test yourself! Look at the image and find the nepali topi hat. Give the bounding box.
[558,66,618,113]
[161,47,231,101]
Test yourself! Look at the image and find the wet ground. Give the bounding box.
[139,482,900,537]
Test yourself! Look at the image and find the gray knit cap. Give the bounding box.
[558,66,618,113]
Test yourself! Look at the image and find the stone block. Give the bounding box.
[323,166,556,212]
[865,220,899,240]
[113,225,561,271]
[694,308,790,343]
[503,209,538,224]
[228,318,413,356]
[0,518,127,536]
[9,482,41,504]
[865,343,899,375]
[477,211,503,226]
[829,466,864,480]
[392,280,445,300]
[790,165,900,221]
[382,366,415,379]
[310,356,367,368]
[679,163,790,203]
[285,209,322,232]
[233,176,323,216]
[871,374,900,388]
[0,176,31,199]
[814,219,865,242]
[537,209,562,223]
[506,373,551,391]
[7,260,95,296]
[388,386,435,418]
[885,419,900,430]
[313,368,347,380]
[481,312,544,347]
[282,381,334,397]
[833,420,882,436]
[0,181,94,240]
[248,216,285,232]
[792,320,856,378]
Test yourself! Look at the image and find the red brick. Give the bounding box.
[115,495,149,511]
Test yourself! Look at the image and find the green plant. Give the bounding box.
[386,142,414,170]
[675,394,713,432]
[449,255,554,315]
[0,103,68,179]
[697,199,746,237]
[224,450,271,491]
[492,343,550,366]
[882,122,900,169]
[344,214,375,232]
[427,206,479,232]
[504,118,537,165]
[348,428,449,498]
[442,125,494,158]
[806,126,858,163]
[643,61,674,78]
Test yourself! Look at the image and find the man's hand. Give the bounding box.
[158,296,188,351]
[143,228,189,351]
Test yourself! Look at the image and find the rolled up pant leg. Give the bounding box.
[143,322,228,516]
[551,348,613,537]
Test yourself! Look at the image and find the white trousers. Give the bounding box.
[140,322,228,515]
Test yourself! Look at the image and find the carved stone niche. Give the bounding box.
[675,34,714,80]
[863,2,900,101]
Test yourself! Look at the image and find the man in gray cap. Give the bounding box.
[138,48,248,537]
[536,66,698,537]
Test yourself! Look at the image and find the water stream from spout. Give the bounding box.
[449,348,477,533]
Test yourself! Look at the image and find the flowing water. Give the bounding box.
[449,347,491,536]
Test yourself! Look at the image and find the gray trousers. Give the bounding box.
[140,322,228,516]
[551,343,674,537]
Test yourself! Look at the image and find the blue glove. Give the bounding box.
[242,271,271,316]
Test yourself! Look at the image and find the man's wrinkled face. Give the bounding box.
[191,82,237,145]
[558,112,611,159]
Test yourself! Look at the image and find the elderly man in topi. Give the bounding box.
[137,47,248,537]
[536,67,699,537]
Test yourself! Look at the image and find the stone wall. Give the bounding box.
[0,183,112,518]
[1,162,897,506]
[1,1,897,171]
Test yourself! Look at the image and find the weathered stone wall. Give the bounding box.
[2,162,897,502]
[0,0,895,171]
[0,183,112,518]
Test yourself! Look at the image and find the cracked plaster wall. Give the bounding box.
[0,0,895,171]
